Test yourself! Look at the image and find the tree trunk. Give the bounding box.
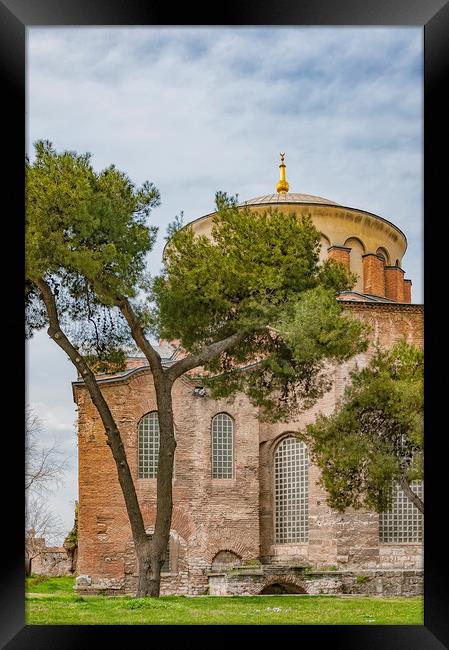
[399,474,424,514]
[113,293,244,597]
[35,278,154,596]
[144,375,177,597]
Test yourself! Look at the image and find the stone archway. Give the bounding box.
[259,574,307,595]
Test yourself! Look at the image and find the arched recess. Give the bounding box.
[260,574,307,594]
[319,233,331,263]
[376,247,390,266]
[211,550,242,571]
[344,237,365,292]
[123,528,186,589]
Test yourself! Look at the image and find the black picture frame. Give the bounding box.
[2,1,448,647]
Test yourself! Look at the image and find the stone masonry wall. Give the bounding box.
[31,548,73,576]
[207,565,423,597]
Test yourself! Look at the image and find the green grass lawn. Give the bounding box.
[25,576,423,625]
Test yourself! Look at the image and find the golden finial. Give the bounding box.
[276,152,289,193]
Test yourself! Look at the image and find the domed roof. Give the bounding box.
[240,192,340,207]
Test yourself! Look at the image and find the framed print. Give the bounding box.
[2,0,448,647]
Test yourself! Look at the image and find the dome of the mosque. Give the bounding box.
[240,192,340,207]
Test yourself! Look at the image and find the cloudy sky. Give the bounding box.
[26,27,423,540]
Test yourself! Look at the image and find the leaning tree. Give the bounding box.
[26,141,368,596]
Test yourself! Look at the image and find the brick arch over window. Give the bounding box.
[138,411,160,479]
[274,436,309,543]
[211,413,234,479]
[344,236,366,292]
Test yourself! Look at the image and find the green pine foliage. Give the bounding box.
[26,142,368,421]
[302,340,423,512]
[153,192,367,420]
[26,140,160,367]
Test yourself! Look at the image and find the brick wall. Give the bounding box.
[403,279,412,303]
[362,254,386,297]
[327,245,351,270]
[75,373,260,594]
[75,303,423,595]
[384,266,405,302]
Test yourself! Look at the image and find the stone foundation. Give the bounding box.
[207,565,423,597]
[76,565,423,597]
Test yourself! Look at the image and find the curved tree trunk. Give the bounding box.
[399,474,424,514]
[146,377,177,597]
[114,296,177,597]
[35,278,154,596]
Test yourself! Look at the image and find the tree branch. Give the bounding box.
[113,294,164,380]
[91,280,247,386]
[166,330,247,382]
[398,474,424,515]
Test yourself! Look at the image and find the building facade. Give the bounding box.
[74,159,423,597]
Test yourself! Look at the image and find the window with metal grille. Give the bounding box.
[211,413,234,479]
[274,437,309,543]
[138,411,160,478]
[379,480,424,543]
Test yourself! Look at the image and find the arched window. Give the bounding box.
[379,480,424,543]
[138,411,160,478]
[212,413,234,479]
[376,247,390,266]
[274,437,309,543]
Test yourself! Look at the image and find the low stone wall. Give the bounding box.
[207,565,423,597]
[75,564,423,597]
[76,570,195,596]
[31,547,74,577]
